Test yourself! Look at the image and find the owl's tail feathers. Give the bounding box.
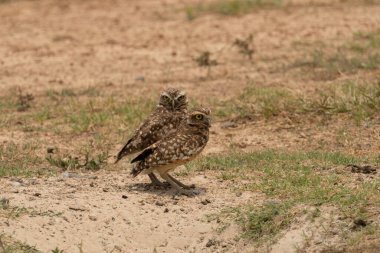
[114,139,134,164]
[130,146,157,176]
[130,166,142,177]
[114,152,125,164]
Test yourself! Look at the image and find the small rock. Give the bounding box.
[201,199,211,205]
[103,188,109,192]
[90,182,95,187]
[122,195,128,199]
[206,239,216,247]
[33,193,41,197]
[89,215,97,221]
[235,192,243,197]
[172,195,180,201]
[220,121,238,129]
[155,201,165,207]
[62,171,80,178]
[164,208,169,213]
[348,164,377,174]
[353,218,367,228]
[12,182,22,187]
[69,205,87,211]
[46,147,56,154]
[135,76,145,82]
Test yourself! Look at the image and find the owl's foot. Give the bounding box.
[148,173,166,187]
[176,189,198,196]
[167,174,195,189]
[160,173,197,196]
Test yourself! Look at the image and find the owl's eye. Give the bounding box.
[195,114,203,120]
[162,95,171,101]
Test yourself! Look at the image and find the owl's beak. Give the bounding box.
[172,100,175,110]
[206,117,211,127]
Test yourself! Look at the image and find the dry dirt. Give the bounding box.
[1,0,380,252]
[0,171,258,253]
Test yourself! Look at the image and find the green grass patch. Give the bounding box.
[46,150,108,171]
[185,0,283,20]
[1,87,156,135]
[232,201,292,241]
[215,80,380,122]
[51,94,155,134]
[188,150,380,241]
[0,142,46,177]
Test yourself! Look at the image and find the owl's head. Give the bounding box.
[187,107,211,128]
[159,88,187,111]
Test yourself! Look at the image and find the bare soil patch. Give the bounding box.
[1,0,379,252]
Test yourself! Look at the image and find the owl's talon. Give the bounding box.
[177,189,198,197]
[180,184,196,190]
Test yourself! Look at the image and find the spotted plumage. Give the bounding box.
[115,88,187,185]
[130,108,211,195]
[115,88,187,162]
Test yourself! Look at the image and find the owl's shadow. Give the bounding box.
[128,183,207,197]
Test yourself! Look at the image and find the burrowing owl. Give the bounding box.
[130,108,211,196]
[115,88,188,185]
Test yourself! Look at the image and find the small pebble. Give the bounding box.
[47,147,55,154]
[206,239,216,247]
[155,201,164,206]
[201,199,211,205]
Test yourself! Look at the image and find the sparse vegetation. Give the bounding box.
[0,234,40,253]
[188,150,380,243]
[292,29,380,80]
[215,79,380,122]
[185,0,283,20]
[0,198,10,210]
[1,198,62,220]
[0,142,45,177]
[51,247,64,253]
[1,0,380,252]
[16,88,34,112]
[234,201,292,241]
[233,34,255,60]
[194,51,218,77]
[45,155,80,170]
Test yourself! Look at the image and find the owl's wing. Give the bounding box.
[137,134,200,166]
[115,109,176,163]
[130,145,156,164]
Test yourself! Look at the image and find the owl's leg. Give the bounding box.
[167,174,195,189]
[160,173,196,196]
[148,173,165,187]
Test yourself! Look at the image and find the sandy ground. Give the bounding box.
[0,171,258,253]
[1,0,380,252]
